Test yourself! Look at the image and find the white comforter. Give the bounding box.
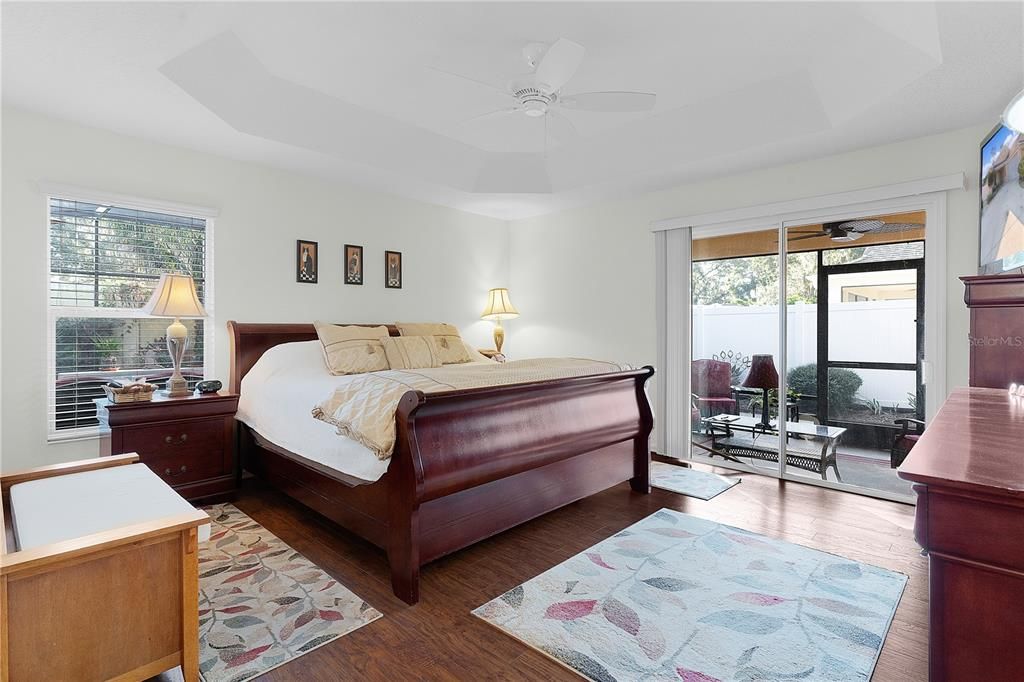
[235,340,496,483]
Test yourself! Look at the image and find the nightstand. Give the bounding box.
[478,349,507,363]
[96,392,240,502]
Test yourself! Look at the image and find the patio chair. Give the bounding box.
[891,417,925,468]
[692,359,738,418]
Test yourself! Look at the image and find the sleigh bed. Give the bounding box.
[228,321,655,604]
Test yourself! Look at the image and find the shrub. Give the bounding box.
[786,363,862,412]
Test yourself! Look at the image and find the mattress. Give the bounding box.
[237,339,496,483]
[10,463,211,551]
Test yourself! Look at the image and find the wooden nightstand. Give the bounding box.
[96,392,240,502]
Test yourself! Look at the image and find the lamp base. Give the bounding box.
[165,375,191,398]
[493,321,505,354]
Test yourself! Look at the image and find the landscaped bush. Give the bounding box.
[786,363,863,412]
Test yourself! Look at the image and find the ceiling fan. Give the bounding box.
[787,219,924,243]
[435,38,657,143]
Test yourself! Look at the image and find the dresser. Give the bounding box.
[961,273,1024,388]
[898,387,1024,681]
[97,392,240,501]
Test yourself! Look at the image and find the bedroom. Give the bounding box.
[2,2,1024,681]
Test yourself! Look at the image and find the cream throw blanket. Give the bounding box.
[311,357,631,459]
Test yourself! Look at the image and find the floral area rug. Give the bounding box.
[474,508,906,681]
[198,504,382,682]
[651,462,739,500]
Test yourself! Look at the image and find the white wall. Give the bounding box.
[1,108,509,470]
[509,124,989,397]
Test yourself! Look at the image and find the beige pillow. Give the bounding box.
[314,322,390,375]
[382,336,443,370]
[395,322,472,364]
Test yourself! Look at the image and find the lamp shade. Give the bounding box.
[481,288,520,321]
[742,354,779,390]
[1003,88,1024,132]
[142,273,207,318]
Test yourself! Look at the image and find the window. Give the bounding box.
[47,196,211,439]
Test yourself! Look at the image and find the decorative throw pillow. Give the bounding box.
[314,322,390,375]
[395,322,473,365]
[382,336,443,370]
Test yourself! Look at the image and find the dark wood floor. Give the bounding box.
[160,463,928,681]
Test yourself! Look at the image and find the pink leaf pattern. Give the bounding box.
[728,592,788,606]
[197,504,382,682]
[545,599,598,621]
[586,553,616,570]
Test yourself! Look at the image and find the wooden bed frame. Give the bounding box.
[228,321,655,604]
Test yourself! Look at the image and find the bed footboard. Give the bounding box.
[388,366,655,604]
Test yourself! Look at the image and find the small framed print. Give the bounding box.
[385,250,402,289]
[296,240,318,284]
[344,244,363,285]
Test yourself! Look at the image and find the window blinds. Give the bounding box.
[48,198,208,437]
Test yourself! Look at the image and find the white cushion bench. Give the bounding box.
[1,454,209,682]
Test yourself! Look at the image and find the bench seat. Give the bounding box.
[10,463,210,551]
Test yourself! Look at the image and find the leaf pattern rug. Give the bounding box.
[474,508,906,681]
[651,462,740,500]
[198,504,382,682]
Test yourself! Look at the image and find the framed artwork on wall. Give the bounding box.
[296,239,318,283]
[345,244,363,285]
[385,250,402,289]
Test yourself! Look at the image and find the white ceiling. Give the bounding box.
[3,2,1022,220]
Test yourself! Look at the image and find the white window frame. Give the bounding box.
[43,184,217,442]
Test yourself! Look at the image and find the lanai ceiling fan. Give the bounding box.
[435,38,657,144]
[787,219,924,243]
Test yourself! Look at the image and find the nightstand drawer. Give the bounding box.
[144,447,227,485]
[120,417,224,458]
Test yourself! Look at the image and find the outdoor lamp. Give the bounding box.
[742,354,780,429]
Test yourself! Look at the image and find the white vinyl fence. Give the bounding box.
[692,300,917,407]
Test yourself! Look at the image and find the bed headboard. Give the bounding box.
[227,321,401,394]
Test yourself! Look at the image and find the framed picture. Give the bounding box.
[296,240,318,284]
[385,250,402,289]
[344,244,363,285]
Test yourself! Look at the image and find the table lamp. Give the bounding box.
[481,288,519,354]
[742,354,779,429]
[143,273,207,397]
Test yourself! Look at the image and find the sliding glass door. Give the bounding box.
[677,213,926,502]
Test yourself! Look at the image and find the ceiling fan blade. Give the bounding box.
[787,232,829,241]
[534,38,585,92]
[871,222,925,233]
[838,219,884,233]
[429,66,513,98]
[457,107,519,127]
[545,110,579,144]
[559,91,656,112]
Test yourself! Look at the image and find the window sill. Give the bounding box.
[46,429,105,445]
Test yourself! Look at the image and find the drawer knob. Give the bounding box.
[164,433,188,445]
[163,465,188,477]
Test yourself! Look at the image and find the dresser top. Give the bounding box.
[898,387,1024,496]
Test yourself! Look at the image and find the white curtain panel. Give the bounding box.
[654,227,691,458]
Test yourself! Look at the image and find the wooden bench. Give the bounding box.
[1,454,209,682]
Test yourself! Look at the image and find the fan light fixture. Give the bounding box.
[1003,89,1024,133]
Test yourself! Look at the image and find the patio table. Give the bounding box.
[700,414,846,481]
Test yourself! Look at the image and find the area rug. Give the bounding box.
[651,462,739,500]
[198,504,382,682]
[474,508,906,682]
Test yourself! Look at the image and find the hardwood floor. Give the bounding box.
[157,463,928,681]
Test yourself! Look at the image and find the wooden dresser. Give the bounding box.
[961,274,1024,388]
[98,392,240,501]
[898,387,1024,681]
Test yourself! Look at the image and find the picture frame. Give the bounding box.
[344,244,363,285]
[385,250,402,289]
[296,239,318,284]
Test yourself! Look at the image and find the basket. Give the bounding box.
[102,383,157,404]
